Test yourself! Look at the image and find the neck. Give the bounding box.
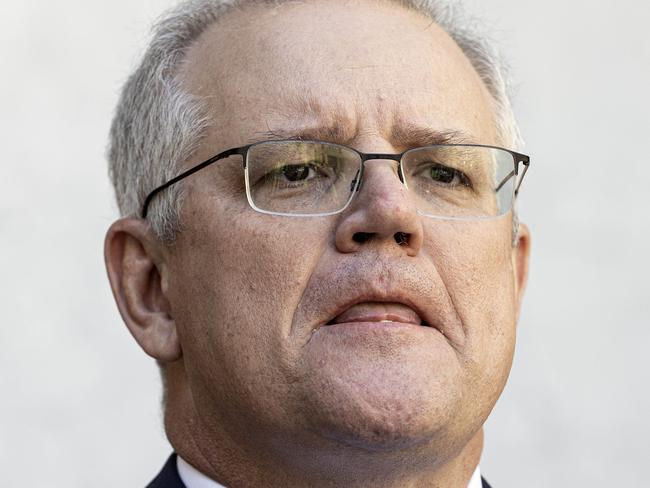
[165,362,483,488]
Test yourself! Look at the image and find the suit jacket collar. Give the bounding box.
[147,453,186,488]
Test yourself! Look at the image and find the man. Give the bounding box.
[104,0,531,486]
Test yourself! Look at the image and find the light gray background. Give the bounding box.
[1,0,648,486]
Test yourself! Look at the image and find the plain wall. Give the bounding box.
[1,0,648,486]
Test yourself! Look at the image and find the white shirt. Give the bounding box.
[177,455,484,488]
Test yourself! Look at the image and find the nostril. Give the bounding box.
[353,232,373,243]
[394,232,410,246]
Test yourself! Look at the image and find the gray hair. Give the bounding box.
[108,0,522,241]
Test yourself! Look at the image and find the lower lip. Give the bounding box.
[323,321,428,332]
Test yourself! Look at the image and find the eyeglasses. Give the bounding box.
[141,140,530,220]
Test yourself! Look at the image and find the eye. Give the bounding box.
[426,163,470,187]
[262,161,336,188]
[280,163,316,182]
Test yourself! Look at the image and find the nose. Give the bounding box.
[334,159,424,256]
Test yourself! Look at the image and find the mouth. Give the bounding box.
[324,301,433,329]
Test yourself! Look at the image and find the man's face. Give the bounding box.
[164,0,528,467]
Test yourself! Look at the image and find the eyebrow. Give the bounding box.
[390,124,477,148]
[251,124,356,146]
[249,124,477,149]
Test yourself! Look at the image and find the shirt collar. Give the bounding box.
[177,456,226,488]
[468,464,483,488]
[178,455,483,488]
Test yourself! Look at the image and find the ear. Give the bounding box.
[104,218,181,362]
[512,222,531,322]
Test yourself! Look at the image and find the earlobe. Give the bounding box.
[513,222,531,322]
[104,218,182,362]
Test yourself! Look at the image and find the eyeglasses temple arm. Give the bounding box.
[494,170,515,193]
[514,159,530,196]
[141,147,245,218]
[494,156,530,196]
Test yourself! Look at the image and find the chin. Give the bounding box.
[298,367,463,455]
[291,324,469,454]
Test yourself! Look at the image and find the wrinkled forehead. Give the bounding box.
[180,0,498,150]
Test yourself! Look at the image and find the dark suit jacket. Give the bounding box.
[148,453,494,488]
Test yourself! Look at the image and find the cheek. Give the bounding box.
[169,204,333,412]
[427,220,517,390]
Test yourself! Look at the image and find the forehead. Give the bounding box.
[181,0,498,151]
